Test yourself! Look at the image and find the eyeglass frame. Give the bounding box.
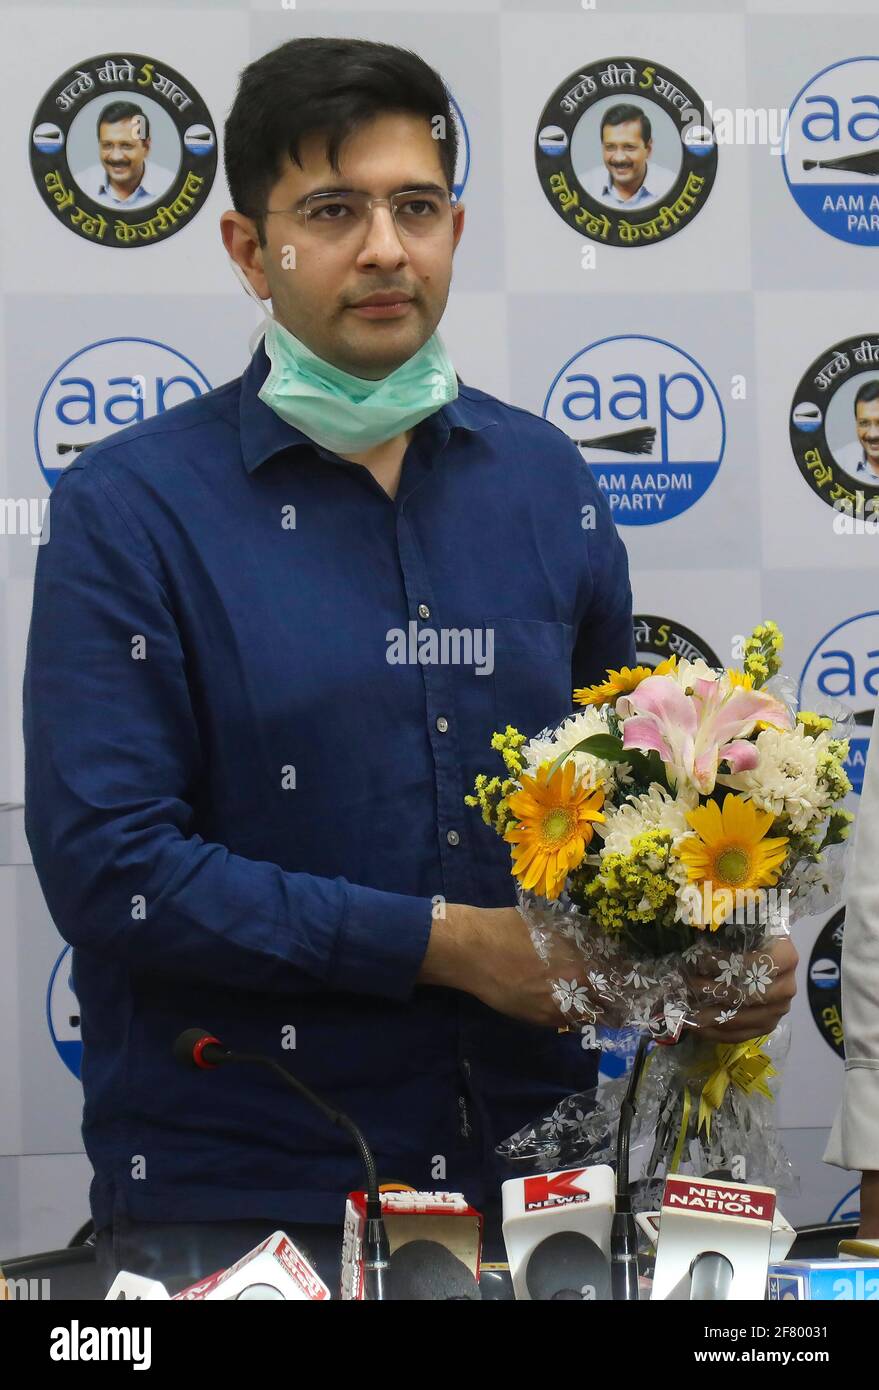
[255,185,459,236]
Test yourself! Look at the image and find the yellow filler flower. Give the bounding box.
[504,760,605,900]
[678,793,789,929]
[574,655,677,707]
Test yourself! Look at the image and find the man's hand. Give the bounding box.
[421,907,799,1041]
[687,936,799,1044]
[419,903,582,1027]
[859,1172,879,1240]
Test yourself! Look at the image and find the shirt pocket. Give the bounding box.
[486,616,575,738]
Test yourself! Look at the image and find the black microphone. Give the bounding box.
[524,1231,611,1301]
[174,1027,390,1300]
[387,1241,482,1300]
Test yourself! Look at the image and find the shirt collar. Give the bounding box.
[98,173,153,202]
[601,169,652,200]
[239,337,494,475]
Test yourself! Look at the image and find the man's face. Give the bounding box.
[601,119,651,194]
[855,398,879,474]
[98,119,150,195]
[225,111,464,380]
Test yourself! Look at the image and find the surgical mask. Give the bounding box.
[229,257,458,455]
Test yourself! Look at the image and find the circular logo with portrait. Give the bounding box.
[782,56,879,247]
[535,56,717,248]
[543,334,725,525]
[790,334,879,518]
[807,908,845,1059]
[633,614,722,671]
[30,53,216,248]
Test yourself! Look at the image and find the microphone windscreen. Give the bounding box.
[689,1251,734,1302]
[173,1028,213,1068]
[388,1240,482,1301]
[525,1231,611,1302]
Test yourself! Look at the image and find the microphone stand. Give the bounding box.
[176,1032,390,1299]
[610,1033,650,1301]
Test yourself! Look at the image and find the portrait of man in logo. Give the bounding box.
[535,57,716,248]
[830,379,879,485]
[577,101,678,210]
[29,53,217,247]
[71,97,178,209]
[790,335,879,513]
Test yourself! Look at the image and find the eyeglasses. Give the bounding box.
[260,188,455,240]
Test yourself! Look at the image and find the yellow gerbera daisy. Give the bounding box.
[504,760,606,900]
[573,655,677,707]
[678,794,789,929]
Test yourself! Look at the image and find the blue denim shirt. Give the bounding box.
[23,342,635,1229]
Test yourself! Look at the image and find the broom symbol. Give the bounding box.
[572,425,656,455]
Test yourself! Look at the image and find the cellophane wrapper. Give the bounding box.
[498,1021,798,1209]
[519,881,793,1045]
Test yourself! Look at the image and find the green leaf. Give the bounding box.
[545,733,626,781]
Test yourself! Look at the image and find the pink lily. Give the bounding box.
[617,675,792,795]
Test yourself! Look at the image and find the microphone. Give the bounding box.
[525,1230,611,1301]
[387,1241,482,1300]
[501,1164,615,1301]
[174,1027,389,1299]
[688,1251,734,1301]
[650,1174,776,1301]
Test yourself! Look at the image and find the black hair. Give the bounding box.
[97,101,149,141]
[854,379,879,413]
[224,37,457,245]
[601,103,652,145]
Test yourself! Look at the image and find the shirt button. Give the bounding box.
[418,604,431,620]
[446,829,460,847]
[436,716,449,734]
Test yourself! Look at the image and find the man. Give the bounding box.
[583,103,676,209]
[835,380,879,482]
[78,101,175,208]
[23,37,796,1295]
[824,701,879,1238]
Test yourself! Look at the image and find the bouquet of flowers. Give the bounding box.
[465,621,853,1192]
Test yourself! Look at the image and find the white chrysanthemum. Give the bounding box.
[521,708,626,791]
[720,724,835,832]
[669,657,721,692]
[596,785,694,892]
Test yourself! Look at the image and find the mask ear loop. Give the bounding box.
[228,255,274,356]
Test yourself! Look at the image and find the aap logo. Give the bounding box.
[47,946,82,1080]
[829,1184,861,1225]
[449,92,470,204]
[782,56,879,246]
[34,336,211,487]
[543,334,725,525]
[799,610,879,795]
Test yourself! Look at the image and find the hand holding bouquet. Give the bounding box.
[466,621,853,1188]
